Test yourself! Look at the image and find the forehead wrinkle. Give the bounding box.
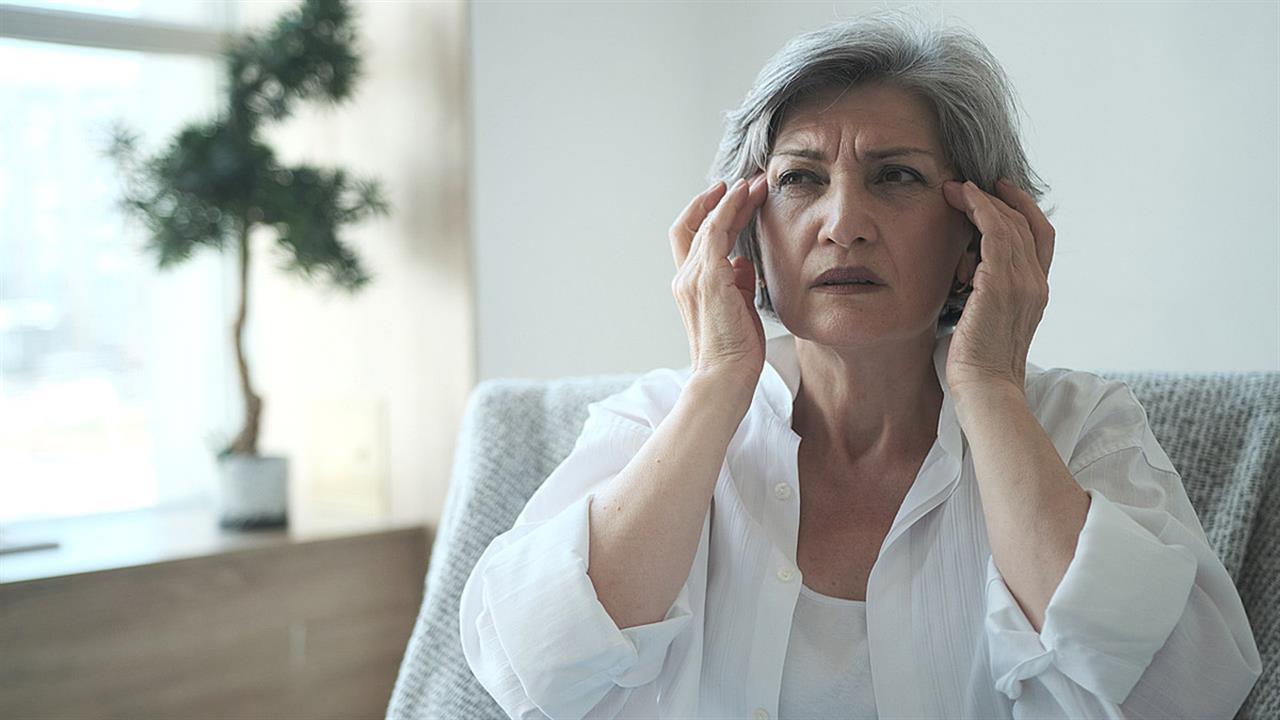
[770,119,938,165]
[767,137,940,167]
[769,86,950,175]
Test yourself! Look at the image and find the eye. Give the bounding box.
[775,167,924,188]
[880,166,923,184]
[777,170,813,186]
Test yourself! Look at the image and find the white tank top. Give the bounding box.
[778,581,878,719]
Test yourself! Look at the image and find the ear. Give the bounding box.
[956,229,980,285]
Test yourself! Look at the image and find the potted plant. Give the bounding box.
[105,0,390,529]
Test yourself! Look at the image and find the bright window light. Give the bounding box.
[0,36,231,523]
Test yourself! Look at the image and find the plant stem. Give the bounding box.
[228,216,262,456]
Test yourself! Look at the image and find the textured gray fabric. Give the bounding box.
[386,371,1279,720]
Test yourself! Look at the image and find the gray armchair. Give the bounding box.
[386,371,1279,720]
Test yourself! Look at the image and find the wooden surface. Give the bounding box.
[0,524,432,720]
[0,501,424,584]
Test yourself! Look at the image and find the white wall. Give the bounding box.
[472,0,1279,380]
[234,1,472,531]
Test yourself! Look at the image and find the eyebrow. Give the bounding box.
[769,146,936,163]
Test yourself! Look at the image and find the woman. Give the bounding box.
[459,9,1261,720]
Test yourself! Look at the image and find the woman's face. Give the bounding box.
[757,82,978,346]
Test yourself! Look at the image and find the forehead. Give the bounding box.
[771,83,942,159]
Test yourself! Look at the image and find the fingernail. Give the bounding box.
[706,180,721,193]
[965,180,977,191]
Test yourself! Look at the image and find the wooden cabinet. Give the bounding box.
[0,524,430,719]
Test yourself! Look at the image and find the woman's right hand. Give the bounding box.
[668,172,770,385]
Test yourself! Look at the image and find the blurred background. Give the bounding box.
[1,0,1276,718]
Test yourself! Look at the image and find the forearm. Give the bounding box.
[955,383,1091,634]
[587,373,752,630]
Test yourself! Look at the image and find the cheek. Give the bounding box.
[761,193,808,223]
[757,201,814,258]
[754,242,800,291]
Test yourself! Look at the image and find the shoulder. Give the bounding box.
[1022,363,1177,476]
[1024,363,1145,430]
[585,365,693,434]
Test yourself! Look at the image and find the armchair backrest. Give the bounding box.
[387,375,636,720]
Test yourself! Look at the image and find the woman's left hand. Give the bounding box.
[940,177,1055,400]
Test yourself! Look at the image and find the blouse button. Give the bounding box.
[754,709,770,720]
[773,482,792,499]
[776,567,795,583]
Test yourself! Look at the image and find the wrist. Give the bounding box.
[685,369,757,418]
[952,381,1027,422]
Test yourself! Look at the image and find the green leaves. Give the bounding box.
[258,163,385,293]
[226,0,362,124]
[103,0,391,290]
[107,120,236,269]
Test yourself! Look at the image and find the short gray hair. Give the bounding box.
[708,7,1054,330]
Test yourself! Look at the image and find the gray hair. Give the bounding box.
[708,6,1054,330]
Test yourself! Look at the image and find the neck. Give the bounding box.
[791,332,943,468]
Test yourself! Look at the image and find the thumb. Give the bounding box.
[730,257,757,306]
[730,256,755,292]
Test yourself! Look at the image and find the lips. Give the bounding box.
[813,265,886,286]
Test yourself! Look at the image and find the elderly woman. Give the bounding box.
[459,10,1261,720]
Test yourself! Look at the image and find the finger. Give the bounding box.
[730,255,755,293]
[728,172,768,239]
[670,180,726,269]
[995,177,1055,276]
[943,180,1010,269]
[697,176,751,261]
[687,180,739,266]
[709,173,767,261]
[671,180,726,269]
[977,183,1038,273]
[966,181,1038,271]
[944,180,1023,270]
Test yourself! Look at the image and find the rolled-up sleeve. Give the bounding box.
[984,444,1263,718]
[459,372,701,720]
[482,490,693,695]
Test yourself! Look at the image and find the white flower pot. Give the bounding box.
[215,454,289,529]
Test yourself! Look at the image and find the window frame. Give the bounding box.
[0,3,231,57]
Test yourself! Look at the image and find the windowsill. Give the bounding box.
[0,501,426,584]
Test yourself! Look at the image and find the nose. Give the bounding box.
[819,178,877,250]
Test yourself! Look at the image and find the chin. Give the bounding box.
[801,316,895,343]
[790,308,935,346]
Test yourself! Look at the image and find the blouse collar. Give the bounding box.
[758,326,965,462]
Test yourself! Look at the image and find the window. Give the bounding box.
[1,2,238,523]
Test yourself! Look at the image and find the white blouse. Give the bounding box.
[459,327,1262,720]
[778,584,875,719]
